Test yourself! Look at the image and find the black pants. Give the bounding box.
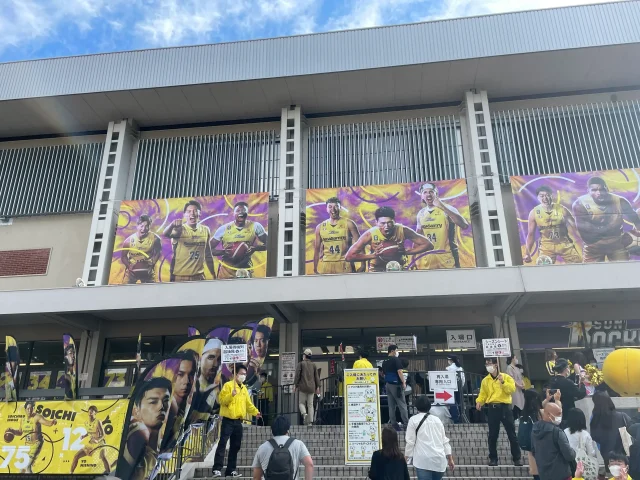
[258,399,270,425]
[213,417,243,474]
[487,403,521,462]
[513,405,522,420]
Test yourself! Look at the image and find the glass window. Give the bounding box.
[30,341,65,368]
[163,335,188,355]
[104,336,162,364]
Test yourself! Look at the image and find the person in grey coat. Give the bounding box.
[531,402,576,480]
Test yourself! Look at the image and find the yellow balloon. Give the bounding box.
[602,348,640,397]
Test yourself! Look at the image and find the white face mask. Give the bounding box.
[552,416,562,425]
[237,374,246,383]
[519,369,524,374]
[486,365,496,373]
[609,465,623,478]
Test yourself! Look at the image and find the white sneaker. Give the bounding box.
[303,413,308,425]
[212,471,222,477]
[228,472,241,477]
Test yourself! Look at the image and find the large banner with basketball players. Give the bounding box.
[0,399,128,475]
[305,180,476,274]
[510,168,640,265]
[109,192,269,284]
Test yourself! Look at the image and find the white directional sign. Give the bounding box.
[446,329,477,350]
[280,352,296,386]
[222,344,248,364]
[433,389,456,405]
[482,338,511,358]
[428,371,458,391]
[376,336,416,352]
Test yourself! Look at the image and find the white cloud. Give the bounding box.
[326,0,430,31]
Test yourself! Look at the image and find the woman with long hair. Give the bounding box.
[368,427,410,480]
[506,354,525,420]
[520,389,543,480]
[591,391,633,469]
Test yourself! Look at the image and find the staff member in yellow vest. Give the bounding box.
[257,372,274,426]
[524,185,582,264]
[164,200,216,281]
[210,201,268,279]
[572,176,640,263]
[475,358,522,468]
[212,364,261,478]
[313,197,363,274]
[415,182,470,269]
[354,348,373,369]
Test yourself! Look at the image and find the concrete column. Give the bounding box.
[278,321,301,423]
[83,325,105,388]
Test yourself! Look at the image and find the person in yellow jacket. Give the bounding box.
[353,348,373,369]
[475,358,523,467]
[211,365,261,478]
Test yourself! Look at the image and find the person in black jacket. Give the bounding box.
[628,423,640,480]
[531,402,576,480]
[368,427,410,480]
[547,358,586,422]
[590,391,634,469]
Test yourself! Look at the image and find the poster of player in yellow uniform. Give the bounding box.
[510,168,640,265]
[306,180,476,274]
[109,192,269,284]
[0,399,128,475]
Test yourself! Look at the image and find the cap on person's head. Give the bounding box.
[553,358,569,373]
[388,345,398,353]
[271,415,291,436]
[303,348,312,357]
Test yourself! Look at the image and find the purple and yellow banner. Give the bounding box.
[4,336,19,402]
[57,335,77,400]
[510,168,640,265]
[306,180,475,274]
[109,192,269,284]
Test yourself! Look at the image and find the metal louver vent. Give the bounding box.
[308,117,464,189]
[131,130,280,200]
[0,142,103,217]
[492,101,640,183]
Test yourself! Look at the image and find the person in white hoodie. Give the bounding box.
[405,396,455,480]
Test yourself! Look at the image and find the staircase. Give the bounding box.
[193,423,530,479]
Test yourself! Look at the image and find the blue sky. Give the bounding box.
[0,0,623,63]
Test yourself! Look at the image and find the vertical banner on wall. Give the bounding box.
[344,369,381,465]
[109,192,269,284]
[306,180,475,274]
[57,335,77,400]
[117,353,198,480]
[4,336,19,402]
[510,168,640,265]
[134,333,142,384]
[189,337,224,424]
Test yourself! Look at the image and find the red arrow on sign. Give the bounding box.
[435,390,453,402]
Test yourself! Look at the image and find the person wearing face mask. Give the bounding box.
[475,358,522,467]
[506,354,525,421]
[383,345,409,431]
[548,359,587,425]
[516,364,532,390]
[575,452,632,480]
[532,402,576,480]
[446,355,465,424]
[212,364,261,478]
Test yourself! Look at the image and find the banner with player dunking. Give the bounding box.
[510,168,640,265]
[0,399,128,475]
[306,180,476,274]
[109,192,269,284]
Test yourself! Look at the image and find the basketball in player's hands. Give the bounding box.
[376,240,401,262]
[4,431,14,443]
[227,242,250,262]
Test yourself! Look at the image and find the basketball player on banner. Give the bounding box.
[523,185,581,265]
[120,215,162,284]
[415,183,469,269]
[313,196,363,274]
[345,206,433,271]
[210,201,268,279]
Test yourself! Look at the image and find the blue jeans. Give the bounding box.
[415,468,444,480]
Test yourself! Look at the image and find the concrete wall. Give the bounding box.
[0,214,92,291]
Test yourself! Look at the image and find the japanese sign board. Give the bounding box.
[428,371,458,391]
[376,336,417,352]
[433,389,456,405]
[280,352,296,386]
[222,344,248,364]
[592,347,615,367]
[446,329,477,350]
[344,369,381,465]
[482,338,511,358]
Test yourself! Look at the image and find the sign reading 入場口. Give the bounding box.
[446,329,476,349]
[376,336,416,352]
[482,338,511,358]
[428,371,458,391]
[344,369,381,465]
[221,344,248,364]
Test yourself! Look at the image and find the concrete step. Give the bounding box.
[196,465,530,478]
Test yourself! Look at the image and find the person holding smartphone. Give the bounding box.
[476,358,522,467]
[548,358,587,425]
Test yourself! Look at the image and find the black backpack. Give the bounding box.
[265,437,296,480]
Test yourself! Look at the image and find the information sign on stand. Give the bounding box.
[433,389,456,405]
[222,344,248,364]
[428,371,458,391]
[344,369,381,465]
[482,338,511,358]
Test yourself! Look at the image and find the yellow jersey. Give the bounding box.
[22,416,38,444]
[533,204,570,245]
[171,224,211,276]
[122,422,157,480]
[126,233,159,265]
[369,225,406,272]
[576,194,624,246]
[417,206,457,252]
[476,373,516,405]
[319,218,349,262]
[85,418,104,445]
[214,221,261,267]
[353,359,373,369]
